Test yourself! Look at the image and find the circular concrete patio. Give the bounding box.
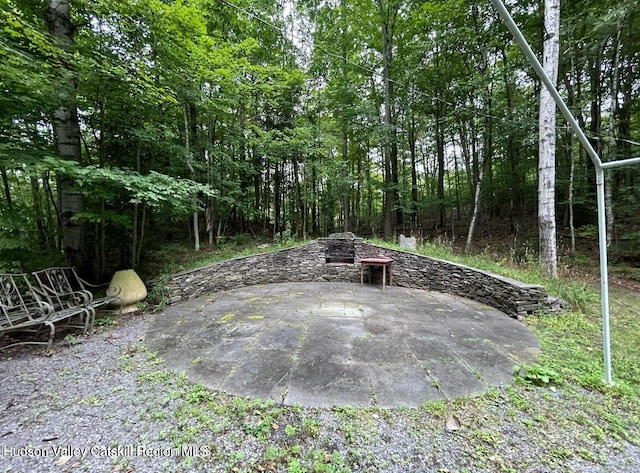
[145,282,540,408]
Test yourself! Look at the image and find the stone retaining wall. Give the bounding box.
[161,240,547,319]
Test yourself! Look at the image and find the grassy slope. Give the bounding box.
[130,239,640,472]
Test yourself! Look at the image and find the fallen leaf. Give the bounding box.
[445,414,461,431]
[56,455,72,466]
[271,422,279,430]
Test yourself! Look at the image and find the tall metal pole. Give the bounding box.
[595,168,612,383]
[488,0,634,385]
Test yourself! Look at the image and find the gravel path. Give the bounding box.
[1,311,639,473]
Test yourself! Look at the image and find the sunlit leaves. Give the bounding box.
[39,157,213,215]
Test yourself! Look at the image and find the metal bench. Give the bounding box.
[31,267,123,326]
[0,273,91,350]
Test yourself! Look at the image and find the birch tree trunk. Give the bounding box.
[538,0,560,278]
[45,0,87,270]
[465,158,485,254]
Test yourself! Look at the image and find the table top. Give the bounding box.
[360,257,393,264]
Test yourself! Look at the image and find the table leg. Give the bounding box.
[382,264,386,290]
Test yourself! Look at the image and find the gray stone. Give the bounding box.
[367,363,443,408]
[157,238,552,322]
[145,282,541,408]
[399,234,417,250]
[220,349,292,401]
[425,358,489,400]
[285,361,373,408]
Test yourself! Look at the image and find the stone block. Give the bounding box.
[399,234,417,250]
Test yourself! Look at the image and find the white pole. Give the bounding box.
[489,0,624,385]
[601,157,640,169]
[595,168,613,384]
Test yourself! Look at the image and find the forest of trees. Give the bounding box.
[1,0,639,279]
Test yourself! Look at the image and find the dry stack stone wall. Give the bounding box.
[161,238,547,319]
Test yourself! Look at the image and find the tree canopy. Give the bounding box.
[1,0,639,277]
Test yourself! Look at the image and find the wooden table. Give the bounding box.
[360,257,393,290]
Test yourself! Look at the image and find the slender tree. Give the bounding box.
[538,0,560,278]
[375,0,401,240]
[45,0,87,270]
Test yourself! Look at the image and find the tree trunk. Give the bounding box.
[355,147,362,232]
[274,162,282,237]
[131,142,142,268]
[30,176,48,248]
[465,157,485,254]
[502,47,524,230]
[312,164,318,235]
[340,0,350,233]
[1,167,12,209]
[292,151,304,237]
[408,114,418,227]
[184,104,199,251]
[538,0,560,279]
[605,19,623,246]
[459,123,474,200]
[45,0,86,270]
[206,117,216,246]
[587,43,605,197]
[206,195,214,247]
[377,0,399,240]
[564,53,583,257]
[568,130,576,256]
[137,204,147,265]
[435,100,446,230]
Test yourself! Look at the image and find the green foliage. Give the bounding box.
[2,0,640,273]
[94,316,116,328]
[513,363,562,386]
[0,206,31,272]
[39,157,213,215]
[144,275,172,313]
[0,199,63,272]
